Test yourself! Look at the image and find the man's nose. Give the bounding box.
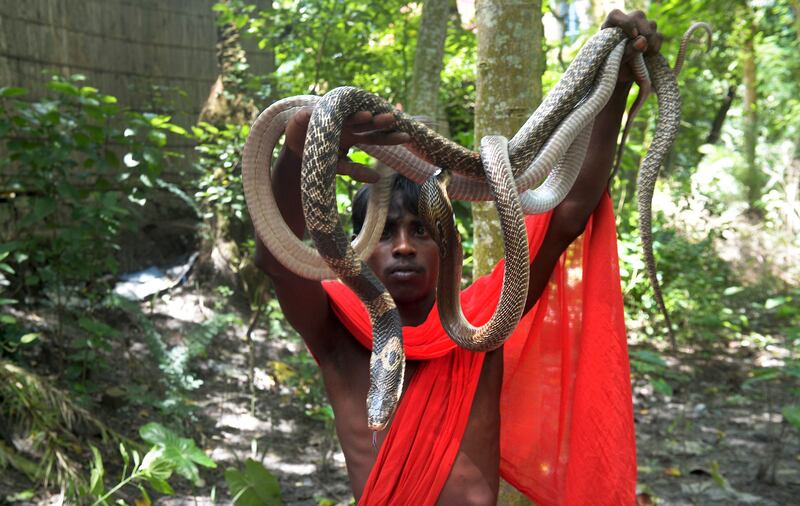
[392,229,416,256]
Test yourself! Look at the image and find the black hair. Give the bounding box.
[352,174,421,235]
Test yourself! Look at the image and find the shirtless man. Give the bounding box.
[255,10,662,504]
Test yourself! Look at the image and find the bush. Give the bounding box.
[0,75,188,304]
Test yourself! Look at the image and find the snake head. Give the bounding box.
[366,334,405,431]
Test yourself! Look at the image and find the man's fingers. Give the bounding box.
[646,31,663,56]
[349,130,410,147]
[289,106,313,129]
[347,114,398,135]
[336,159,381,183]
[603,9,638,38]
[285,106,314,155]
[343,110,374,127]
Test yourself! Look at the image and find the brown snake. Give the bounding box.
[243,24,712,430]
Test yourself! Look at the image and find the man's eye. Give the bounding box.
[380,228,391,240]
[415,224,427,236]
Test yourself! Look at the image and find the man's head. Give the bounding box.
[352,174,439,307]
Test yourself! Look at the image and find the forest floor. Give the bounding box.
[2,284,800,505]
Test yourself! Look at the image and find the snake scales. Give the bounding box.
[242,25,711,430]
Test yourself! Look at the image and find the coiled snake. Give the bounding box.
[242,24,711,430]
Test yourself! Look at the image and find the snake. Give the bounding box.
[612,22,713,349]
[243,30,630,282]
[418,136,528,352]
[242,25,710,430]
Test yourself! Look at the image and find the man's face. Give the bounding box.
[366,194,439,307]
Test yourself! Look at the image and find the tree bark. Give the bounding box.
[408,0,451,133]
[473,0,543,277]
[706,85,736,145]
[741,13,762,213]
[474,1,543,503]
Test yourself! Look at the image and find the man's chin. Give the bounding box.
[386,286,430,306]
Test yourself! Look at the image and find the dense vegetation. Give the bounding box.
[0,0,798,504]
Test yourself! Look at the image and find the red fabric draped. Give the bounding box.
[322,193,636,505]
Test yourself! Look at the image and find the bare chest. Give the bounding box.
[317,336,503,503]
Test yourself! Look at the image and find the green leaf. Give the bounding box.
[0,87,27,98]
[145,476,174,495]
[630,350,667,367]
[19,197,56,227]
[47,80,81,96]
[0,298,18,305]
[138,423,215,485]
[765,297,786,310]
[79,317,119,337]
[723,286,743,296]
[783,405,800,431]
[89,445,105,496]
[19,333,39,344]
[139,447,174,482]
[0,314,16,324]
[165,124,188,136]
[651,378,673,396]
[120,443,130,470]
[0,263,14,275]
[743,368,781,388]
[139,422,172,446]
[0,242,21,258]
[225,459,281,506]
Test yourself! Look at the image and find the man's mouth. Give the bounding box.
[387,265,423,279]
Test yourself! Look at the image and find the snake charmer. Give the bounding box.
[255,10,661,505]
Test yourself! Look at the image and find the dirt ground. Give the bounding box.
[2,286,799,505]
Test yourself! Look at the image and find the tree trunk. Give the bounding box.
[473,0,543,277]
[741,13,762,214]
[408,0,451,133]
[473,1,543,504]
[706,85,736,145]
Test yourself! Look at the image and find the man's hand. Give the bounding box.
[602,10,664,83]
[285,107,410,183]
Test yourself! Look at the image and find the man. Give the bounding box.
[255,10,662,505]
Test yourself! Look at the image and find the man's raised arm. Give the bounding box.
[253,108,409,357]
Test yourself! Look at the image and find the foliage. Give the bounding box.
[138,422,217,486]
[225,458,282,506]
[194,122,251,226]
[0,254,39,358]
[0,76,186,303]
[212,0,479,269]
[82,444,175,505]
[0,359,114,490]
[111,295,236,421]
[629,349,679,396]
[76,422,215,505]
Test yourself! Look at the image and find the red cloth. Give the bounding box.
[322,193,636,505]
